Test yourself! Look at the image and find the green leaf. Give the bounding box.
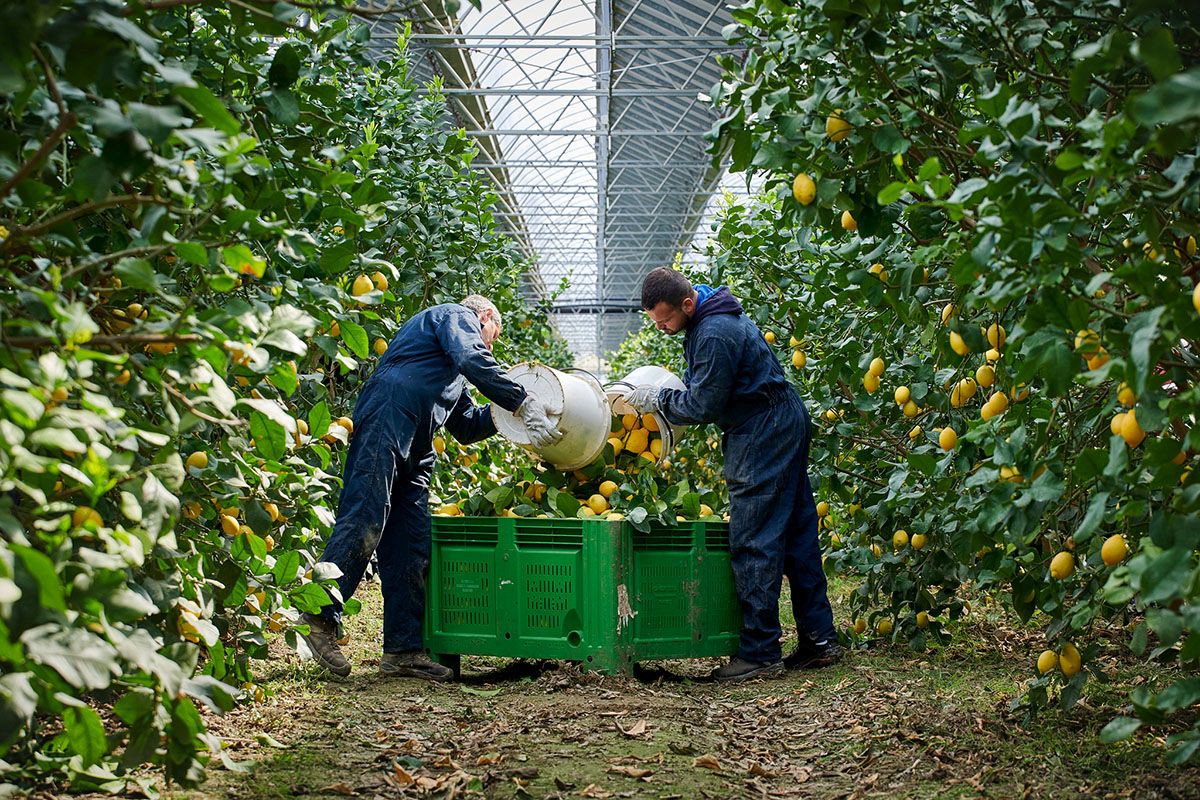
[339,319,369,359]
[250,412,286,461]
[12,545,65,611]
[1125,307,1165,397]
[176,84,240,135]
[1132,67,1200,126]
[64,706,109,766]
[176,242,208,266]
[1073,492,1109,541]
[308,401,331,439]
[272,550,301,585]
[1100,716,1142,743]
[114,258,162,292]
[20,625,119,690]
[1134,27,1182,82]
[264,89,299,126]
[268,43,303,88]
[222,244,265,279]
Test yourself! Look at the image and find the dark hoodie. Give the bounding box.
[658,286,795,432]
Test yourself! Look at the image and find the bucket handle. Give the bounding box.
[562,367,604,392]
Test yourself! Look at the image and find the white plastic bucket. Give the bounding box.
[492,364,612,470]
[605,366,687,463]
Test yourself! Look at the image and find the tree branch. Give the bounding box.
[8,195,174,241]
[3,333,202,350]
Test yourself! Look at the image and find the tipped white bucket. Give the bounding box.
[605,366,687,463]
[492,364,612,470]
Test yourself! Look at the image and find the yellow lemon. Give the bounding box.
[908,425,922,440]
[1050,551,1075,580]
[435,503,461,516]
[1117,383,1136,407]
[852,618,867,635]
[599,480,618,499]
[219,514,240,536]
[877,618,893,636]
[372,271,389,292]
[985,348,1001,363]
[868,357,885,377]
[182,501,203,520]
[433,435,445,455]
[841,210,857,231]
[1101,534,1128,567]
[764,330,777,344]
[867,263,888,283]
[650,438,663,459]
[699,503,714,518]
[186,451,209,472]
[792,350,807,369]
[941,303,955,324]
[351,274,373,296]
[587,494,609,515]
[863,372,880,394]
[911,533,926,550]
[1087,349,1110,371]
[607,512,624,521]
[115,369,132,385]
[939,427,958,452]
[625,428,649,455]
[642,413,660,432]
[1120,409,1146,448]
[988,391,1009,413]
[975,365,995,388]
[1059,643,1082,677]
[374,337,388,356]
[902,400,919,418]
[826,109,852,141]
[949,331,970,356]
[792,173,816,205]
[986,323,1006,349]
[1037,650,1058,675]
[892,529,909,550]
[816,501,830,517]
[894,386,911,405]
[789,335,802,348]
[1194,282,1200,314]
[916,611,929,629]
[607,437,624,457]
[622,413,639,431]
[1110,412,1126,436]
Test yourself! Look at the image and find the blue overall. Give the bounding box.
[658,286,836,664]
[317,304,527,654]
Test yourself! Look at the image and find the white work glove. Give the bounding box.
[517,395,563,449]
[623,386,662,414]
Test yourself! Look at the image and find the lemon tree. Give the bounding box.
[707,0,1200,761]
[0,1,562,790]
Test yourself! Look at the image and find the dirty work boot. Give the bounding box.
[712,657,784,682]
[299,613,351,677]
[783,640,842,670]
[379,652,455,682]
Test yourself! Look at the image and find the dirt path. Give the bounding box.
[178,583,1200,800]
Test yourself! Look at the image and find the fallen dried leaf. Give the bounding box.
[580,783,613,798]
[476,752,503,766]
[608,766,654,780]
[616,719,649,738]
[693,754,721,771]
[319,783,357,796]
[748,763,777,778]
[554,776,576,791]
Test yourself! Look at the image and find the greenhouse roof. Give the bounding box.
[368,0,742,373]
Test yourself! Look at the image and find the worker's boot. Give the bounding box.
[379,652,455,682]
[712,657,784,682]
[783,640,842,670]
[299,613,351,677]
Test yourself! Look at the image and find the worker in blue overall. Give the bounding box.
[621,267,839,681]
[301,295,561,681]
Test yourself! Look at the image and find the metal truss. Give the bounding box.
[363,0,742,372]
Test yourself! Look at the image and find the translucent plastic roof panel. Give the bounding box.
[366,1,741,373]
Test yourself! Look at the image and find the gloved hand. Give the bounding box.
[517,395,563,449]
[623,386,662,414]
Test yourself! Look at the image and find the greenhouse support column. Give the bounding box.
[596,0,612,373]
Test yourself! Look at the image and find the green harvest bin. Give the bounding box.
[423,517,740,674]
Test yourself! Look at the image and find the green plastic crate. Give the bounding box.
[423,517,740,674]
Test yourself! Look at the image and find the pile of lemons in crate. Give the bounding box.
[433,411,728,524]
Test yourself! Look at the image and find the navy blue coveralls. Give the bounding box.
[657,286,837,664]
[317,303,527,654]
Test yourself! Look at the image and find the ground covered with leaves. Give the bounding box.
[168,581,1200,800]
